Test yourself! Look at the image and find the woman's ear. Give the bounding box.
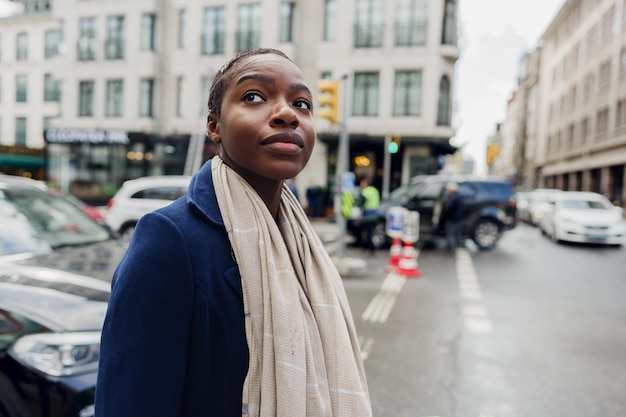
[207,113,221,144]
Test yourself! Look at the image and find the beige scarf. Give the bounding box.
[211,156,371,417]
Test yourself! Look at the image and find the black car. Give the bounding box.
[348,175,518,250]
[0,174,127,417]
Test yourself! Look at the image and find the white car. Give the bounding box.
[105,175,192,239]
[539,191,625,246]
[527,188,562,226]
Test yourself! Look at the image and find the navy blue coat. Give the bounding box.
[95,159,249,416]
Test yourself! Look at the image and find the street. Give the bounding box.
[326,223,626,417]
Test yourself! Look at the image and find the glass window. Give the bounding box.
[16,74,28,102]
[279,2,294,43]
[176,76,183,117]
[177,9,186,49]
[78,80,95,117]
[105,80,124,117]
[199,75,213,116]
[441,0,457,45]
[354,0,384,48]
[44,29,61,58]
[352,72,379,116]
[44,73,61,102]
[15,117,27,146]
[78,17,97,61]
[395,0,427,46]
[202,7,226,55]
[105,16,125,60]
[437,75,451,125]
[392,70,422,116]
[16,32,29,61]
[43,116,53,131]
[324,0,336,41]
[236,3,261,52]
[140,13,156,51]
[139,78,154,117]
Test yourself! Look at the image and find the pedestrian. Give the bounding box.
[358,178,381,255]
[442,181,465,252]
[95,48,372,417]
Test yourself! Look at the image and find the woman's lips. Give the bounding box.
[261,133,304,153]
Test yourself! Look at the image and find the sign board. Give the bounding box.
[341,172,355,192]
[386,206,406,239]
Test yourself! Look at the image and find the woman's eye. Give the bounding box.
[243,92,264,103]
[294,99,312,111]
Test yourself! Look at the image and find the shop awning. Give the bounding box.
[0,153,44,168]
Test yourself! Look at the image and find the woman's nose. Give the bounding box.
[271,101,299,128]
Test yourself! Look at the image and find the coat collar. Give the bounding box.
[186,159,224,227]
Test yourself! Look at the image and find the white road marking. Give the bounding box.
[456,248,493,334]
[361,273,407,323]
[358,336,375,360]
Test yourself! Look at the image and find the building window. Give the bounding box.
[202,7,226,55]
[15,117,27,146]
[78,17,97,61]
[392,70,422,116]
[44,29,61,58]
[105,80,123,117]
[324,0,336,41]
[139,78,154,117]
[442,0,457,45]
[353,72,379,116]
[395,0,427,46]
[140,14,156,51]
[176,76,183,117]
[178,9,186,49]
[279,2,294,43]
[617,99,626,128]
[596,108,609,134]
[236,4,261,52]
[437,75,451,125]
[599,60,611,91]
[580,117,588,143]
[200,75,213,116]
[16,32,29,61]
[105,15,125,60]
[16,74,28,102]
[78,80,95,117]
[43,116,53,131]
[354,0,384,48]
[44,73,61,102]
[601,6,615,41]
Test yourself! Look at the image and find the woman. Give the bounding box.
[95,48,372,416]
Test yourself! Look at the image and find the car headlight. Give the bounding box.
[9,332,100,377]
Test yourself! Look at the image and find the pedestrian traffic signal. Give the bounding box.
[388,135,401,154]
[317,79,339,124]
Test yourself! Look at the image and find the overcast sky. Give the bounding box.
[1,0,565,173]
[456,0,565,173]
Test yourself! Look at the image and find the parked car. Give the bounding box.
[105,175,191,239]
[0,174,128,417]
[539,191,625,246]
[348,175,518,250]
[525,188,562,226]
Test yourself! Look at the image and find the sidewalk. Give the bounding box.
[309,217,368,277]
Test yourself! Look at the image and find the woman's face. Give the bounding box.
[207,54,315,188]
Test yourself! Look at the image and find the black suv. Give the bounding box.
[348,175,518,250]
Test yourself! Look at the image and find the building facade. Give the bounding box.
[0,0,459,205]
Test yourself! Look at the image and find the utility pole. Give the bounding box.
[334,74,351,261]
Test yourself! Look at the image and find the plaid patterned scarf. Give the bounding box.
[212,156,371,416]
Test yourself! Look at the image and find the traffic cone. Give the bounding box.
[395,241,421,278]
[386,237,403,272]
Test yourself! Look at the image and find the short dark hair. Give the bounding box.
[207,48,291,122]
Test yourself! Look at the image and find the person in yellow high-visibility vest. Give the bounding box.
[358,178,381,255]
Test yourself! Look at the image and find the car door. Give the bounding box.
[405,181,444,236]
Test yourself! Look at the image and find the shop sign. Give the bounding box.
[44,128,130,145]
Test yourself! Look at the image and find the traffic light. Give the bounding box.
[486,143,500,165]
[317,79,339,124]
[388,135,401,154]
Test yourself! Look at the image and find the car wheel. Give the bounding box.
[120,223,136,242]
[471,219,501,250]
[370,221,388,250]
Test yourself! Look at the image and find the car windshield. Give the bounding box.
[562,198,611,209]
[0,188,110,256]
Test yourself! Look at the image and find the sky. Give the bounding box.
[456,0,565,172]
[0,0,565,173]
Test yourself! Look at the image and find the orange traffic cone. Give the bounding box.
[395,241,421,278]
[385,237,403,272]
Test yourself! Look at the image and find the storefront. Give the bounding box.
[0,145,45,178]
[44,128,214,205]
